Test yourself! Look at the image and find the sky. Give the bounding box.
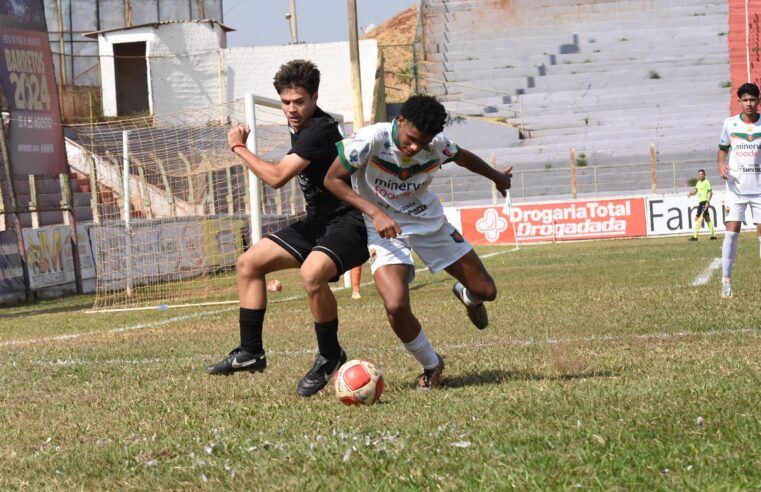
[222,0,416,47]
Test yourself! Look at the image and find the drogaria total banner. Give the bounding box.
[460,198,648,245]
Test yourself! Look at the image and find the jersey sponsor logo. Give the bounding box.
[450,230,464,243]
[399,201,428,216]
[374,177,422,192]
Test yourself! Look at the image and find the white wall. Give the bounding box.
[98,28,158,117]
[214,41,379,124]
[99,21,379,123]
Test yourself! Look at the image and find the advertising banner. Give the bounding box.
[23,225,74,289]
[22,224,95,290]
[460,198,648,245]
[0,229,24,294]
[0,0,67,176]
[646,192,757,236]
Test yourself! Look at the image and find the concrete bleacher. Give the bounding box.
[421,0,732,204]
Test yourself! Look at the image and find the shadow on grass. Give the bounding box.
[1,301,93,319]
[443,369,618,388]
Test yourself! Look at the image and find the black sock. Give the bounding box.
[314,319,340,360]
[240,308,265,354]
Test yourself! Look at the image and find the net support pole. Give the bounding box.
[122,130,133,296]
[60,173,83,294]
[649,143,657,193]
[0,115,30,300]
[570,147,577,199]
[244,93,262,243]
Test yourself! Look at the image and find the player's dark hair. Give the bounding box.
[399,95,447,136]
[273,59,320,95]
[698,169,705,174]
[737,83,760,99]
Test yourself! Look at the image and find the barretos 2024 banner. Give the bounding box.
[460,198,648,244]
[0,0,67,175]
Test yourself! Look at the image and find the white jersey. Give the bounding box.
[719,114,761,195]
[336,120,460,235]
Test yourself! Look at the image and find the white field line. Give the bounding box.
[0,307,237,348]
[691,257,722,286]
[2,248,518,349]
[12,327,759,368]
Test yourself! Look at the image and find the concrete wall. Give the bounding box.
[98,28,157,117]
[96,22,379,123]
[216,41,378,124]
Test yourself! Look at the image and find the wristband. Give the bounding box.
[230,143,247,153]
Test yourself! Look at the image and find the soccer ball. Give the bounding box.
[334,359,384,405]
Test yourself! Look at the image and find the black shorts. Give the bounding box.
[265,209,369,282]
[695,202,711,220]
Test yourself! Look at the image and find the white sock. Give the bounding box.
[758,236,761,258]
[722,231,739,280]
[460,286,484,307]
[402,330,439,370]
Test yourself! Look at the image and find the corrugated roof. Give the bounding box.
[83,19,234,38]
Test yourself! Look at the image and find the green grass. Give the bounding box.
[2,234,761,490]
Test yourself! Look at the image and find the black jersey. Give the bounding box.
[288,107,351,218]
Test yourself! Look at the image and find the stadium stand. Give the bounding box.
[420,0,734,204]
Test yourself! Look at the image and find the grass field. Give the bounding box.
[2,234,761,490]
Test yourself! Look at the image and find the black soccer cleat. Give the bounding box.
[205,347,267,375]
[452,282,489,330]
[296,348,347,397]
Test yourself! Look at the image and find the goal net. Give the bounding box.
[70,96,329,312]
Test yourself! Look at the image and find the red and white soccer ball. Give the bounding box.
[334,359,384,405]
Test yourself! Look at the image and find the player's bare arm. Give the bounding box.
[324,158,402,238]
[228,124,311,188]
[717,148,730,180]
[452,149,513,196]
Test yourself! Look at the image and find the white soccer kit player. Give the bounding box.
[336,119,472,278]
[719,114,761,223]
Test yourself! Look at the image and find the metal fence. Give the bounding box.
[433,159,721,207]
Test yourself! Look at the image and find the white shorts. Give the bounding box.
[724,190,761,224]
[367,222,473,282]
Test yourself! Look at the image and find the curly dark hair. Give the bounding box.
[273,59,320,95]
[399,95,447,136]
[737,82,760,99]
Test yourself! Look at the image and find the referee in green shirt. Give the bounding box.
[687,169,717,240]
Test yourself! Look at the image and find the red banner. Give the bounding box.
[0,18,67,175]
[460,198,648,244]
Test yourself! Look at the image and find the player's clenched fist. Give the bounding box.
[494,165,513,197]
[228,124,251,147]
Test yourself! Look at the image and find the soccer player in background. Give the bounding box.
[687,169,717,240]
[324,95,512,390]
[717,82,761,298]
[206,60,369,397]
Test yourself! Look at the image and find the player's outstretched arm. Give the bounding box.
[717,148,730,180]
[324,158,402,238]
[228,125,310,188]
[453,148,513,197]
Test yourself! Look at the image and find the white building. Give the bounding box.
[85,20,381,123]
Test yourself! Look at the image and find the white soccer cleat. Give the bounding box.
[721,280,733,299]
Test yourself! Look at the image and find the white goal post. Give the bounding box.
[70,95,347,312]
